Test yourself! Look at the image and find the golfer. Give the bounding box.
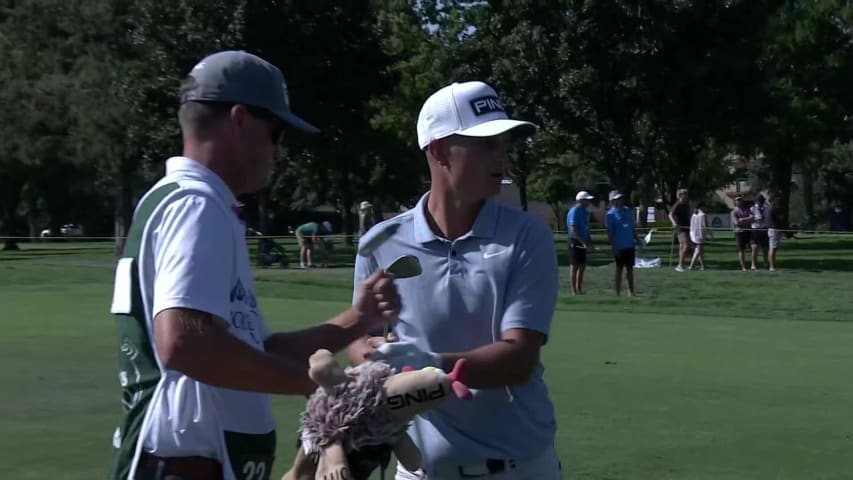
[347,81,561,479]
[567,190,595,295]
[107,50,401,480]
[605,190,639,296]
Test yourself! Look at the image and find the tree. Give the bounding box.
[752,0,853,230]
[555,0,773,206]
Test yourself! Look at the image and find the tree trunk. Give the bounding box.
[518,173,529,212]
[802,168,814,225]
[339,186,355,247]
[638,202,649,229]
[1,176,23,251]
[772,154,794,236]
[113,175,133,256]
[258,188,270,235]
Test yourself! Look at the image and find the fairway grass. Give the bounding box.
[1,234,852,479]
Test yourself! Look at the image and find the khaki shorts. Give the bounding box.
[296,234,314,248]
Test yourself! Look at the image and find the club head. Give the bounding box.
[387,254,422,278]
[357,223,401,257]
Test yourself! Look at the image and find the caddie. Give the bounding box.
[107,50,401,480]
[347,81,561,480]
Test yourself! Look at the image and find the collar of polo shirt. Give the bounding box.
[165,156,239,208]
[412,192,499,243]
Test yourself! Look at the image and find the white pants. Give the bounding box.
[394,444,562,480]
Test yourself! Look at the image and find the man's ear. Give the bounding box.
[229,104,248,130]
[427,138,450,168]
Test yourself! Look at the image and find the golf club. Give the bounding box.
[386,254,422,278]
[357,223,401,257]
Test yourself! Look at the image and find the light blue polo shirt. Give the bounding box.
[352,192,559,471]
[567,204,590,241]
[606,206,635,250]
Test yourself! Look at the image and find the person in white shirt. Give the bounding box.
[688,203,713,270]
[107,50,401,480]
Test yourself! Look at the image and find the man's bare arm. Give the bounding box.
[154,308,316,395]
[268,270,400,364]
[264,308,373,365]
[438,329,543,389]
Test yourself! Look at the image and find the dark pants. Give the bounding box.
[135,453,224,480]
[614,248,636,268]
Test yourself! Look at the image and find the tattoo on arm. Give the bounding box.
[171,309,228,337]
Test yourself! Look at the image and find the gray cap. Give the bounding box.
[609,190,624,200]
[180,50,319,134]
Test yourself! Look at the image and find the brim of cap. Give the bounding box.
[275,110,320,135]
[456,119,538,140]
[578,195,594,200]
[610,194,623,200]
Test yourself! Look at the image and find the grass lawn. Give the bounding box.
[1,233,852,479]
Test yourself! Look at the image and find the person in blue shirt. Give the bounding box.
[605,190,640,296]
[566,191,595,295]
[346,81,561,480]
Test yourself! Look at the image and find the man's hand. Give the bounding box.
[366,341,441,371]
[352,270,401,334]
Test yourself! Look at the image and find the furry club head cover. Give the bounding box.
[282,349,472,480]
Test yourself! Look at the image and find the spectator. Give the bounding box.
[668,189,691,272]
[567,191,595,295]
[730,196,753,271]
[605,190,639,296]
[750,194,770,270]
[358,200,375,236]
[688,202,713,270]
[295,220,332,268]
[768,193,782,272]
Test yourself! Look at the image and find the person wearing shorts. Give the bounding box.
[750,194,770,270]
[668,189,691,272]
[567,191,595,295]
[730,196,753,271]
[295,220,331,268]
[605,190,638,296]
[688,203,713,270]
[767,193,782,271]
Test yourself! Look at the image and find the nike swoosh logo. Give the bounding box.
[483,249,507,259]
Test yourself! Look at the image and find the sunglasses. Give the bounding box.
[245,105,285,144]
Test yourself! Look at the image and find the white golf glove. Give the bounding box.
[367,341,441,372]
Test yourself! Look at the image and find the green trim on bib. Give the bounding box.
[108,182,179,480]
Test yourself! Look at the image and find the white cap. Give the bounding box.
[576,191,594,201]
[416,81,537,149]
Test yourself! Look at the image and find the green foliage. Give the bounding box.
[1,0,852,239]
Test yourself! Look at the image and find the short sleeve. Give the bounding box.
[568,208,577,228]
[501,219,559,344]
[151,193,233,322]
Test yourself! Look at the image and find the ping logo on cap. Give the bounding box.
[469,95,505,116]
